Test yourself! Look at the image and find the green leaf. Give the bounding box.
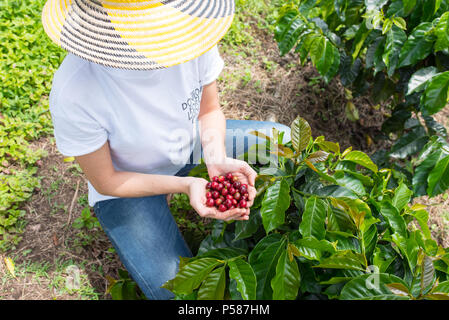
[314,38,340,80]
[398,22,435,68]
[310,36,326,71]
[343,150,378,172]
[248,233,282,265]
[110,282,124,300]
[392,17,407,30]
[365,36,386,74]
[421,255,435,293]
[352,20,371,60]
[422,71,449,116]
[386,283,410,297]
[391,233,419,272]
[407,66,439,95]
[372,246,397,273]
[382,26,407,76]
[413,149,448,196]
[410,209,432,239]
[299,196,327,240]
[196,247,248,260]
[314,250,366,271]
[228,258,257,300]
[389,126,429,159]
[163,258,223,295]
[197,266,226,300]
[425,293,449,300]
[234,209,262,241]
[340,273,411,300]
[380,201,408,238]
[392,182,413,212]
[402,0,417,15]
[250,237,286,299]
[315,185,359,199]
[290,116,312,153]
[334,171,367,197]
[275,10,306,56]
[260,179,291,233]
[433,280,449,294]
[306,151,330,163]
[427,155,449,196]
[435,12,449,52]
[382,18,394,35]
[271,250,301,300]
[292,237,336,261]
[345,101,359,122]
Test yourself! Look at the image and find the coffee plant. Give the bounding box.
[273,0,449,199]
[162,116,449,300]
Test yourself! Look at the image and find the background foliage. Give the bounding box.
[164,116,449,300]
[274,0,449,200]
[0,0,65,251]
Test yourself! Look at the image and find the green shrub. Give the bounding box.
[0,0,65,251]
[273,0,449,199]
[163,116,449,300]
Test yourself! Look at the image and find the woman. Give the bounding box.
[42,0,290,299]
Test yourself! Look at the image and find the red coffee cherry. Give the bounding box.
[228,187,236,195]
[206,182,212,189]
[218,175,225,183]
[216,183,224,191]
[206,198,215,207]
[234,192,241,200]
[232,199,238,206]
[226,194,234,200]
[211,181,219,190]
[226,173,233,181]
[224,199,233,208]
[206,192,212,199]
[218,204,227,212]
[242,192,249,200]
[212,176,219,182]
[221,188,228,196]
[212,191,220,199]
[240,185,248,194]
[239,199,247,208]
[233,181,241,189]
[215,198,223,206]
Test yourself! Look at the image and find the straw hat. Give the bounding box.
[42,0,235,70]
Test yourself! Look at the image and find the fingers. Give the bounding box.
[198,204,248,221]
[246,185,257,207]
[239,162,257,187]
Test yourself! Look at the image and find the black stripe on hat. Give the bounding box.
[161,0,233,19]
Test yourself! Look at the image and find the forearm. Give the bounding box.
[99,171,195,198]
[199,108,227,165]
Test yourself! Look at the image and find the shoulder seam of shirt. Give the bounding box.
[53,58,90,111]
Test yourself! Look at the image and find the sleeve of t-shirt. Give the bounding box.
[50,102,108,157]
[200,45,225,85]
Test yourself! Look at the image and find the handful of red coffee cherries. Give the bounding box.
[205,173,249,212]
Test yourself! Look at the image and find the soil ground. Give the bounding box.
[1,14,448,300]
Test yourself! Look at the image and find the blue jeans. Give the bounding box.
[93,120,291,300]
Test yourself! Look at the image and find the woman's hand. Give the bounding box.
[206,157,258,215]
[186,177,249,221]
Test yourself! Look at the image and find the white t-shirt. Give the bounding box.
[49,46,224,207]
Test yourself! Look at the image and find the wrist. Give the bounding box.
[181,176,199,195]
